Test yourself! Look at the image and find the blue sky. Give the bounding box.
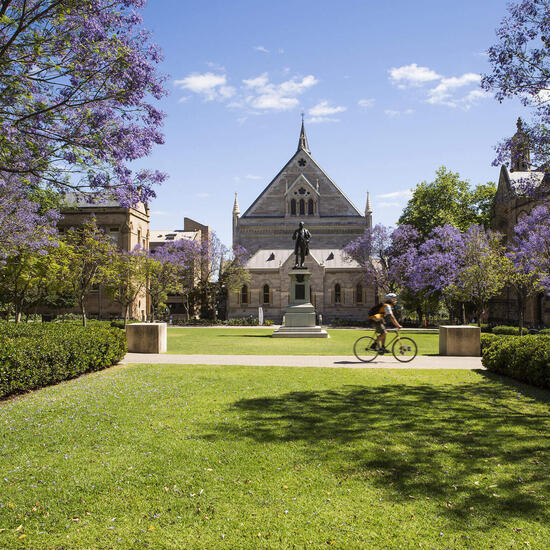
[140,0,522,246]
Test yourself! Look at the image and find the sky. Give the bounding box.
[139,0,523,246]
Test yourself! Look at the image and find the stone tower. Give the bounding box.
[511,117,530,172]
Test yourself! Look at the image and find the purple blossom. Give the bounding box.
[0,0,167,205]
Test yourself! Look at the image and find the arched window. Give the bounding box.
[290,199,296,216]
[263,284,270,304]
[356,283,363,304]
[334,283,342,304]
[241,285,249,305]
[308,199,314,215]
[299,199,305,215]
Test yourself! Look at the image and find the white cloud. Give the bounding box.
[358,98,375,109]
[254,45,270,53]
[245,174,262,180]
[174,72,235,101]
[377,189,412,199]
[308,101,347,117]
[176,70,319,114]
[196,192,211,199]
[177,96,190,104]
[427,73,481,107]
[308,116,341,124]
[389,63,441,88]
[377,201,401,208]
[244,73,318,112]
[384,109,414,118]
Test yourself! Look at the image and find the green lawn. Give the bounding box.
[1,365,549,549]
[167,327,439,355]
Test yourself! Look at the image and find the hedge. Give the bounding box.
[0,323,127,399]
[481,334,550,389]
[492,325,521,335]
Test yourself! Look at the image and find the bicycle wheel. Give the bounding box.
[353,336,379,363]
[392,337,417,363]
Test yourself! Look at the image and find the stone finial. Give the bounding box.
[233,192,240,215]
[365,191,372,214]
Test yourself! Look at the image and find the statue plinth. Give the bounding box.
[272,270,328,338]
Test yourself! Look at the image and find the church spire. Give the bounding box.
[297,113,310,154]
[233,192,240,215]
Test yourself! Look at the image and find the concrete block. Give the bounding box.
[439,325,480,357]
[126,323,167,354]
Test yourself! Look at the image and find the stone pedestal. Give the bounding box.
[439,325,480,356]
[273,270,328,338]
[126,323,167,353]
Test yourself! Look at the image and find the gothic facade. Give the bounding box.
[489,119,550,326]
[228,122,375,323]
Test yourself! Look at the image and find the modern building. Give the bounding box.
[149,217,210,320]
[229,121,375,323]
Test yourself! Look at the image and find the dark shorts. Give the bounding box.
[371,320,386,334]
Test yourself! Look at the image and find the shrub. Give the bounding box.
[538,328,550,335]
[482,334,550,389]
[0,323,127,399]
[492,325,521,335]
[480,333,499,352]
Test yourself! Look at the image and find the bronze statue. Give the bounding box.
[292,221,311,268]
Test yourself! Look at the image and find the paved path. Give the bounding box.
[123,353,484,370]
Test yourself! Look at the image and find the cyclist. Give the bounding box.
[367,293,402,353]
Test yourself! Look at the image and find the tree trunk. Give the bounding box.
[462,303,467,325]
[124,304,129,328]
[518,294,525,335]
[80,299,87,327]
[15,309,21,323]
[416,306,423,328]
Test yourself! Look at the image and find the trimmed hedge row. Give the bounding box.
[0,323,127,398]
[481,334,550,389]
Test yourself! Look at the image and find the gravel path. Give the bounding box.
[122,353,484,369]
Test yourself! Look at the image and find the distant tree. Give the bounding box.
[62,217,116,326]
[0,0,167,204]
[148,239,202,322]
[344,224,397,296]
[508,204,549,331]
[445,226,513,325]
[216,245,250,321]
[482,0,550,168]
[398,167,496,237]
[0,241,62,322]
[105,247,149,326]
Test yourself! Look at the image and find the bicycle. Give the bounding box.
[353,329,418,363]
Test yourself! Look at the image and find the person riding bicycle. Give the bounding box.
[367,293,402,353]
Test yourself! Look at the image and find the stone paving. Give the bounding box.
[123,353,484,370]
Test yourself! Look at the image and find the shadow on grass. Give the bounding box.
[216,334,273,338]
[202,374,550,524]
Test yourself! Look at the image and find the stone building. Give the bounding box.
[56,197,210,322]
[229,122,375,323]
[149,217,210,319]
[489,118,550,326]
[58,195,151,320]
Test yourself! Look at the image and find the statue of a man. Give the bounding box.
[292,221,311,268]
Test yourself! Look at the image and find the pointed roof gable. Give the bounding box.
[241,123,362,218]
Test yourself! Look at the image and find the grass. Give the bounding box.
[1,365,549,549]
[167,327,439,355]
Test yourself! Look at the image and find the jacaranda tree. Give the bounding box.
[0,0,167,205]
[482,0,550,168]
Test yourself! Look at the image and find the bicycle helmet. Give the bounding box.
[385,293,397,299]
